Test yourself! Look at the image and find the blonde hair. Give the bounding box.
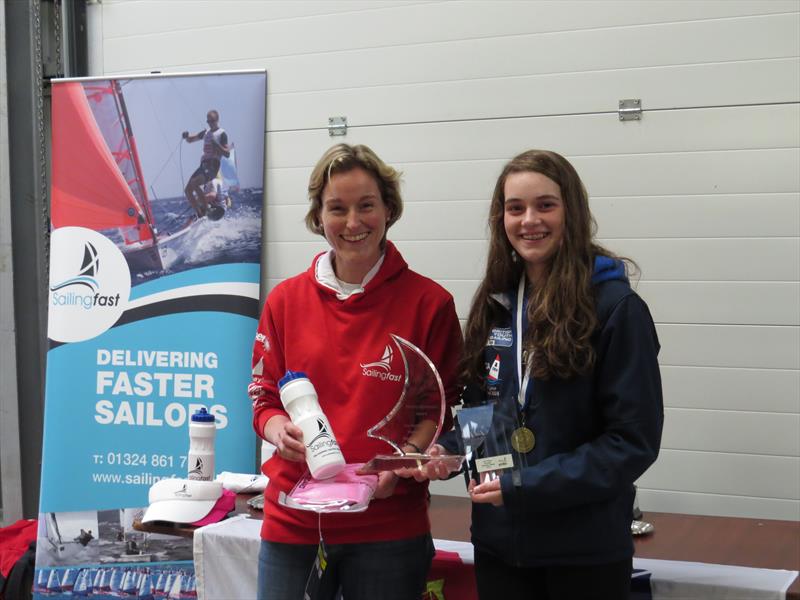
[305,144,403,236]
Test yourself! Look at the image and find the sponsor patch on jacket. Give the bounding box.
[487,354,501,384]
[487,327,512,347]
[484,355,501,398]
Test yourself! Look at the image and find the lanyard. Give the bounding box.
[515,275,531,409]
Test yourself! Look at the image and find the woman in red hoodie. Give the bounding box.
[249,143,463,600]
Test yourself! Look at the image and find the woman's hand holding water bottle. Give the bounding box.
[264,414,306,462]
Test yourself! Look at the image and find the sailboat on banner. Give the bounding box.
[43,511,99,559]
[51,81,164,274]
[52,80,244,276]
[98,508,166,563]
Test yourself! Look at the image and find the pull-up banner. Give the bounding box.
[34,71,266,598]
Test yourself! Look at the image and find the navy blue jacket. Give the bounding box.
[440,259,663,566]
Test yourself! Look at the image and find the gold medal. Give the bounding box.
[511,427,535,453]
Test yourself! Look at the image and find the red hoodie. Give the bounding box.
[0,519,36,579]
[249,242,463,544]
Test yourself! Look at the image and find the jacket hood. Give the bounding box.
[591,255,628,284]
[491,255,628,310]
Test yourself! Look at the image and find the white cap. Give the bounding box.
[141,478,223,524]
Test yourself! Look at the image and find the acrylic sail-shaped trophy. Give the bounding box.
[358,334,464,473]
[278,334,464,513]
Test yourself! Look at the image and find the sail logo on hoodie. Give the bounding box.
[48,227,131,343]
[360,345,401,382]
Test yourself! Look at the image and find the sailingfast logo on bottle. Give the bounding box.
[359,344,402,382]
[188,457,205,478]
[307,418,340,453]
[48,227,131,343]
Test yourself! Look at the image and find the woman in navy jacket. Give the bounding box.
[425,149,663,599]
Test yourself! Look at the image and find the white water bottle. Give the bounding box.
[279,371,345,479]
[188,407,216,481]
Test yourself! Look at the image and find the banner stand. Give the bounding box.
[34,70,267,599]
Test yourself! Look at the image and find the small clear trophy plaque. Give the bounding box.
[456,395,530,486]
[358,334,464,474]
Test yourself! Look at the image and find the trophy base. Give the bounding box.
[357,453,465,474]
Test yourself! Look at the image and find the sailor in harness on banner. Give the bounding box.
[182,109,231,219]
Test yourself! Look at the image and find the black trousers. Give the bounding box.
[474,548,632,600]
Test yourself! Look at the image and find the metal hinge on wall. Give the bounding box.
[618,99,642,121]
[328,116,347,136]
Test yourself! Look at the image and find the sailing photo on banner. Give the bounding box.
[50,74,264,284]
[36,71,267,598]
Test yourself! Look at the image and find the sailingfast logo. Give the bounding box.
[48,227,131,343]
[307,418,341,453]
[188,457,205,478]
[360,345,401,382]
[50,241,121,309]
[173,483,192,498]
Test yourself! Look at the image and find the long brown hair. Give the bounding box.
[463,149,629,384]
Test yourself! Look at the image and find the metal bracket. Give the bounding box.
[618,99,642,121]
[328,116,347,136]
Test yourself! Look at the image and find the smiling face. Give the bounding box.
[319,167,389,284]
[503,171,565,285]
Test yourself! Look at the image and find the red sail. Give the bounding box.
[51,82,144,232]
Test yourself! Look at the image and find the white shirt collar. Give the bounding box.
[315,250,385,300]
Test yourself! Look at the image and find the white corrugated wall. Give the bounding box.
[91,0,800,521]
